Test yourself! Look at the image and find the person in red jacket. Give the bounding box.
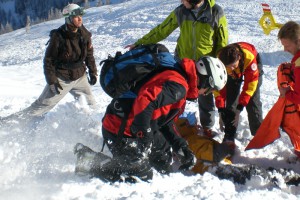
[278,21,300,104]
[246,21,300,159]
[215,42,263,149]
[276,21,300,158]
[75,56,228,182]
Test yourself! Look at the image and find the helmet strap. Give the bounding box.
[201,58,214,88]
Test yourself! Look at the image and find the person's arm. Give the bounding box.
[213,6,228,56]
[81,25,97,85]
[43,32,60,85]
[238,63,260,110]
[85,37,97,76]
[160,121,196,171]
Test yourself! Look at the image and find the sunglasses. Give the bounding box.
[70,8,85,16]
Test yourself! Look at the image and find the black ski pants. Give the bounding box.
[223,71,263,140]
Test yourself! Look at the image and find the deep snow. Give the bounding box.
[0,0,300,199]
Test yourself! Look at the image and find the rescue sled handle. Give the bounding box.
[259,3,283,35]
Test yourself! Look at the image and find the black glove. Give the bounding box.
[49,82,63,95]
[175,146,196,171]
[131,126,153,157]
[88,73,97,85]
[137,133,153,157]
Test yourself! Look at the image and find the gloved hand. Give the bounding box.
[88,73,97,85]
[175,146,196,171]
[131,126,153,157]
[50,82,63,95]
[232,110,241,128]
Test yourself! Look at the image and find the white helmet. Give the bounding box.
[62,4,85,17]
[196,56,227,91]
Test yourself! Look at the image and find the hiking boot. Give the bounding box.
[203,128,213,138]
[74,143,96,175]
[91,154,153,183]
[74,143,111,176]
[222,139,236,156]
[214,142,235,162]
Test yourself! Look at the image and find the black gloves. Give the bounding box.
[88,73,97,85]
[175,145,196,171]
[50,82,63,95]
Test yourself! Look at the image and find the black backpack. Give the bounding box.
[99,43,182,98]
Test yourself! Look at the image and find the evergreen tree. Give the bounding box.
[4,22,13,33]
[14,0,26,15]
[0,24,5,35]
[84,0,90,9]
[97,0,103,7]
[25,15,31,33]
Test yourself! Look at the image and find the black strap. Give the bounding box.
[101,139,106,152]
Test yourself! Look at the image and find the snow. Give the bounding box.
[0,0,300,199]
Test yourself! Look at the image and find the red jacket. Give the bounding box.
[102,58,198,148]
[214,42,260,108]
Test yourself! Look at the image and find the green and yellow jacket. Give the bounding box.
[134,0,228,60]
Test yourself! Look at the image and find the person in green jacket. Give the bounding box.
[126,0,228,137]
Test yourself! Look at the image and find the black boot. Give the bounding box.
[74,143,111,176]
[91,154,153,183]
